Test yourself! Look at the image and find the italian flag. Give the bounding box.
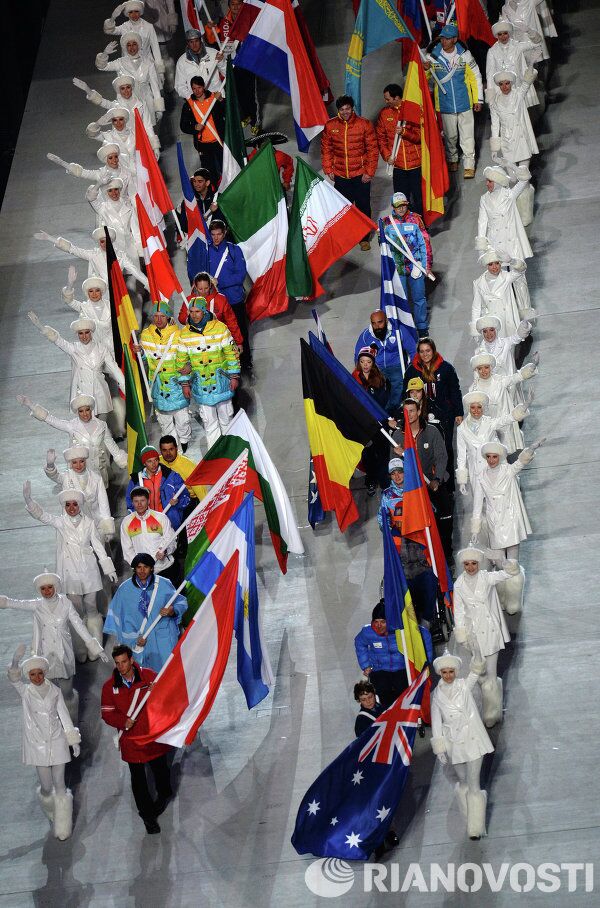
[218,143,288,322]
[219,58,247,193]
[286,158,377,299]
[185,408,304,573]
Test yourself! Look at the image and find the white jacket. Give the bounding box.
[469,371,525,453]
[120,509,177,572]
[87,191,141,259]
[486,36,541,107]
[475,334,521,378]
[477,182,533,261]
[472,268,523,337]
[175,48,225,98]
[34,409,127,484]
[56,240,148,289]
[9,676,79,767]
[104,17,162,69]
[52,334,124,415]
[96,52,161,115]
[490,82,539,164]
[431,674,494,764]
[456,413,516,489]
[472,460,532,549]
[62,290,114,353]
[453,571,511,657]
[1,594,98,679]
[45,464,114,536]
[500,0,549,59]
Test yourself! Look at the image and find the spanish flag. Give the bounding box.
[105,228,147,473]
[402,42,449,226]
[301,338,382,532]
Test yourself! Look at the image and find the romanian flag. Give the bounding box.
[401,406,453,597]
[105,228,147,473]
[402,42,449,226]
[301,337,383,532]
[455,0,495,46]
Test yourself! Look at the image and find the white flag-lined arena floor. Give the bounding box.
[0,0,598,904]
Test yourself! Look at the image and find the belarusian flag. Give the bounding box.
[286,158,377,299]
[218,143,288,322]
[185,408,304,573]
[219,58,247,193]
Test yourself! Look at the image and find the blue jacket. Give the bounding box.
[428,43,482,114]
[207,241,247,306]
[354,623,433,672]
[384,216,428,274]
[126,466,190,530]
[355,317,404,371]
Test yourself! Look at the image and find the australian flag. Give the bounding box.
[291,669,429,859]
[379,218,418,361]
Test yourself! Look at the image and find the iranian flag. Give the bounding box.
[286,157,377,299]
[185,408,304,573]
[218,143,288,322]
[219,59,247,193]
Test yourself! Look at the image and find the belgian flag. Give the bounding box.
[301,338,383,532]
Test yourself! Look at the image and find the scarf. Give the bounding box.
[188,310,212,334]
[185,48,202,65]
[133,575,155,618]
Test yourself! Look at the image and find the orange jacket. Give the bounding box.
[375,102,422,171]
[321,112,379,180]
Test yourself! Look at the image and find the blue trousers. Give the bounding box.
[381,363,405,412]
[400,273,428,330]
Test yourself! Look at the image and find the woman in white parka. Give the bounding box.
[471,250,528,338]
[469,352,537,453]
[474,314,533,379]
[452,548,516,728]
[486,20,542,108]
[44,445,115,539]
[8,647,81,841]
[61,273,114,354]
[476,165,533,261]
[489,69,539,167]
[455,390,528,494]
[431,651,493,840]
[0,573,108,721]
[96,33,162,121]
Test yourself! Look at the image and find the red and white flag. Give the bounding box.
[136,197,184,304]
[134,108,175,229]
[126,552,240,747]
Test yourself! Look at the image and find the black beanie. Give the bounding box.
[372,599,386,621]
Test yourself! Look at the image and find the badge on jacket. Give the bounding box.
[373,641,383,648]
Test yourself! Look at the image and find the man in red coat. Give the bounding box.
[321,95,378,251]
[246,132,294,191]
[101,644,173,834]
[190,272,243,349]
[375,83,424,217]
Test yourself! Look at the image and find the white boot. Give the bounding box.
[454,782,468,819]
[85,613,105,661]
[466,790,487,840]
[498,567,525,615]
[53,789,73,841]
[481,677,503,727]
[37,786,55,824]
[516,183,534,227]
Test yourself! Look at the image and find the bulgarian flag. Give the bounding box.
[286,158,377,299]
[185,408,304,573]
[219,58,247,194]
[218,143,288,322]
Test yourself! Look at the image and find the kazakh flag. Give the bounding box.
[345,0,412,114]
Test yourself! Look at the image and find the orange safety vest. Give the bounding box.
[187,97,220,144]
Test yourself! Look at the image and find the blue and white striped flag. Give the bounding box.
[378,218,418,361]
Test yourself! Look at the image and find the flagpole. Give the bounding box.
[424,524,440,580]
[386,128,402,177]
[446,2,455,24]
[132,577,188,653]
[399,627,413,683]
[385,230,435,281]
[162,481,186,515]
[419,0,432,41]
[131,329,153,401]
[171,208,184,239]
[198,0,225,51]
[190,95,223,146]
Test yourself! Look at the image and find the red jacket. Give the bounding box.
[248,147,294,189]
[375,102,422,171]
[186,290,243,345]
[101,663,170,764]
[321,112,379,180]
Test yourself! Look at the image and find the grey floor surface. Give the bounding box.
[0,0,598,905]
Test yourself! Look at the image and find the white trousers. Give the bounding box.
[156,406,192,445]
[198,400,234,450]
[442,110,475,168]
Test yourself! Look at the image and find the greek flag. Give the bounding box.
[378,219,418,361]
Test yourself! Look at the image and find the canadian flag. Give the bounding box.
[134,108,175,230]
[136,197,184,304]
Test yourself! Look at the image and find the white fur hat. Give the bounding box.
[476,315,502,332]
[82,276,107,295]
[456,547,485,564]
[480,441,508,460]
[493,70,517,85]
[121,30,142,48]
[71,394,96,412]
[70,317,96,333]
[97,143,120,164]
[33,572,61,593]
[124,0,145,12]
[113,74,136,91]
[92,226,116,242]
[480,249,502,265]
[433,650,462,674]
[106,106,130,122]
[492,19,513,36]
[470,352,496,370]
[483,166,510,188]
[463,390,489,408]
[58,488,85,506]
[103,177,124,192]
[22,655,50,675]
[63,445,89,462]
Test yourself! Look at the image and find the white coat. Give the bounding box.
[175,48,225,99]
[39,410,127,484]
[431,674,494,764]
[53,335,124,414]
[476,334,520,378]
[143,0,177,43]
[107,18,162,69]
[62,292,114,353]
[472,268,523,337]
[453,571,511,657]
[88,192,141,259]
[97,53,161,117]
[500,0,550,59]
[490,83,539,164]
[25,500,114,595]
[71,161,133,199]
[60,241,148,288]
[1,594,96,679]
[10,677,76,767]
[477,181,533,260]
[456,413,516,489]
[472,459,532,549]
[45,464,114,535]
[120,508,177,572]
[469,372,524,452]
[89,125,136,168]
[99,91,159,133]
[486,37,542,107]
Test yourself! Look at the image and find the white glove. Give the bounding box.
[17,394,33,411]
[72,744,81,757]
[156,59,166,75]
[503,558,521,576]
[68,163,83,177]
[509,257,527,273]
[453,625,468,644]
[96,53,109,70]
[511,403,528,422]
[86,122,101,137]
[87,89,104,106]
[491,151,502,164]
[114,449,128,469]
[515,164,531,181]
[112,3,124,18]
[67,265,78,287]
[28,311,59,342]
[34,230,53,242]
[108,572,118,583]
[475,235,489,252]
[85,184,100,202]
[104,41,118,55]
[72,77,90,93]
[55,237,71,252]
[437,753,448,765]
[46,448,57,467]
[459,484,468,496]
[410,265,421,279]
[12,644,27,665]
[519,361,537,380]
[23,480,33,504]
[490,136,502,154]
[523,67,537,84]
[516,319,531,339]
